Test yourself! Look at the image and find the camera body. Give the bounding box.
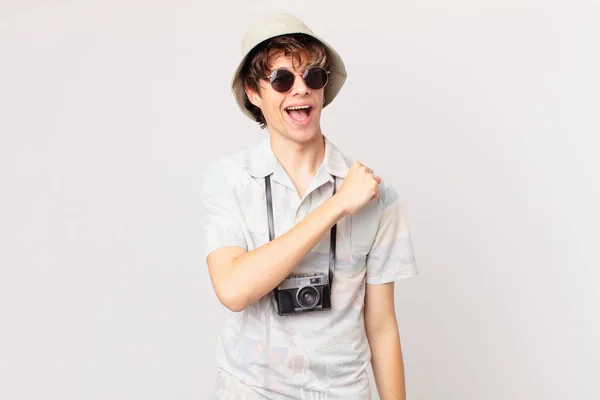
[275,272,331,316]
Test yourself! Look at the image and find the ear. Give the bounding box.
[244,83,263,109]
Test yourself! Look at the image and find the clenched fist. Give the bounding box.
[335,162,381,215]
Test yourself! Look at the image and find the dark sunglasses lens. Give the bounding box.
[270,69,295,92]
[304,67,328,90]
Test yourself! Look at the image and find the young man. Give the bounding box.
[201,13,418,399]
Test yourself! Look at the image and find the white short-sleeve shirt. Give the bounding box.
[201,134,418,399]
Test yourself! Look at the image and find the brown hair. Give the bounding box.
[239,33,329,129]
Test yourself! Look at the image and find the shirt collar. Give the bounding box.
[246,134,350,181]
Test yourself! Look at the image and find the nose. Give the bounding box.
[291,72,311,96]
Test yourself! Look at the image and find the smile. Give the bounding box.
[285,105,313,125]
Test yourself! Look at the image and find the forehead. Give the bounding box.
[268,52,313,72]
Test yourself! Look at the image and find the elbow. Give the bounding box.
[365,313,399,338]
[221,297,247,313]
[208,256,249,312]
[216,286,249,312]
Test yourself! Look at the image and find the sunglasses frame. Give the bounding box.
[261,66,331,93]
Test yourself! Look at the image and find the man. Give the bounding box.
[201,13,418,399]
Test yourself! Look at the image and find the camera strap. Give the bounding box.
[265,174,337,290]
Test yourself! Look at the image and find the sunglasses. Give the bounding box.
[262,66,330,93]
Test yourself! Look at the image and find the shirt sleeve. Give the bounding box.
[200,161,248,260]
[365,181,418,284]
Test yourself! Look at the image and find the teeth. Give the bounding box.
[286,105,310,111]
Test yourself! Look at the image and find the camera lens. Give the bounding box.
[297,286,320,309]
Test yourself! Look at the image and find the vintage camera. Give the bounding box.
[274,272,331,316]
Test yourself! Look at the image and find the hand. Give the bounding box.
[335,162,381,215]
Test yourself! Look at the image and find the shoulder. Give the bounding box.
[376,177,401,211]
[202,142,259,189]
[331,139,401,212]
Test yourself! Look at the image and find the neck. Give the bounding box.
[268,131,325,182]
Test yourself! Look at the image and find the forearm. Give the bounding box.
[231,194,347,308]
[368,324,407,400]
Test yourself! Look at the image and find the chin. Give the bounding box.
[286,130,322,144]
[267,115,323,142]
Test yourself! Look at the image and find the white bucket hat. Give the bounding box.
[231,13,348,122]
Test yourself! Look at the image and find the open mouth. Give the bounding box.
[285,105,313,124]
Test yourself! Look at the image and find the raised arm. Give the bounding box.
[207,195,345,312]
[202,161,380,312]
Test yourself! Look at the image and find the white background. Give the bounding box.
[1,0,598,399]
